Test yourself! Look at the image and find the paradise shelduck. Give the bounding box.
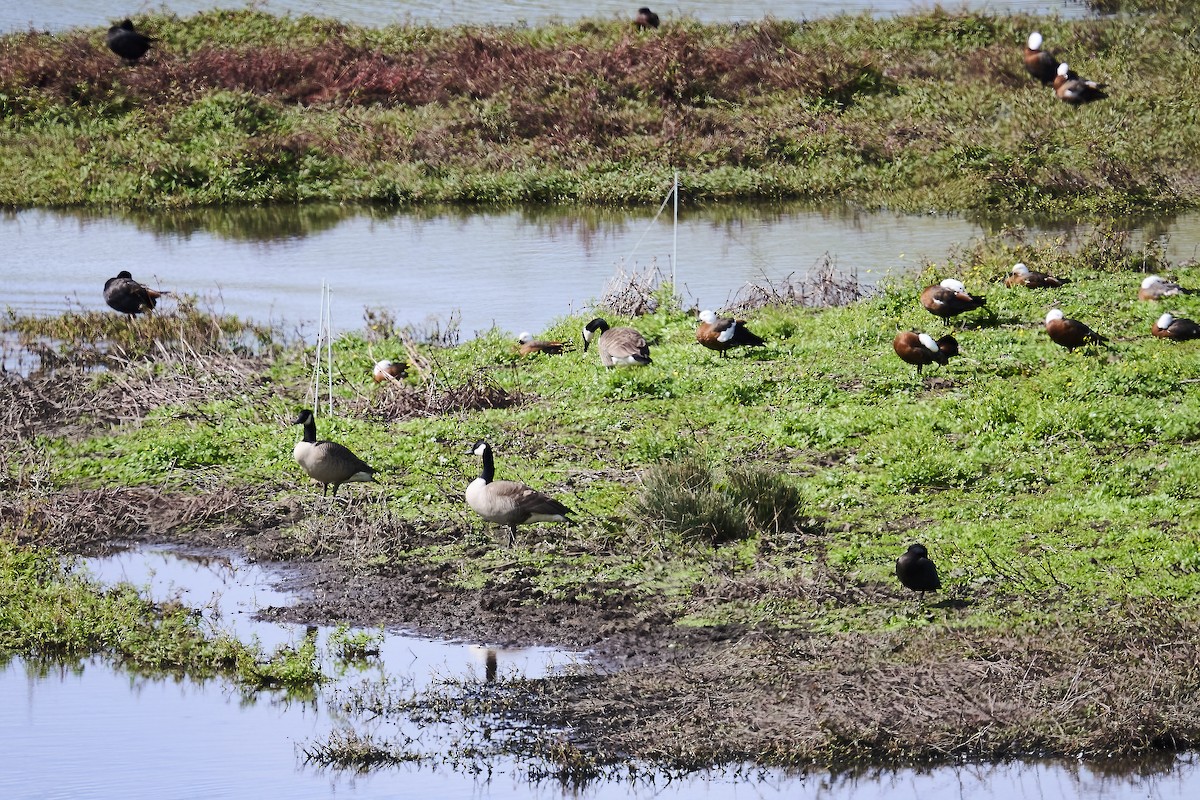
[1054,62,1107,105]
[1045,309,1107,352]
[634,7,660,28]
[896,543,941,598]
[291,409,377,497]
[695,310,766,357]
[1152,312,1200,341]
[920,279,987,324]
[892,331,959,375]
[517,332,572,356]
[103,270,168,318]
[1005,262,1069,289]
[582,318,652,367]
[106,19,154,64]
[1139,275,1191,301]
[372,359,407,383]
[465,440,572,546]
[1023,32,1060,85]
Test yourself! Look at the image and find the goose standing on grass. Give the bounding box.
[1005,262,1070,289]
[1152,312,1200,341]
[1053,62,1107,105]
[465,440,572,545]
[919,279,987,325]
[517,332,571,356]
[103,270,168,318]
[892,332,959,375]
[582,318,652,367]
[634,7,660,28]
[1045,309,1107,352]
[1139,275,1191,302]
[1023,32,1059,85]
[695,310,766,358]
[896,543,941,599]
[292,409,377,497]
[372,359,407,383]
[106,19,154,64]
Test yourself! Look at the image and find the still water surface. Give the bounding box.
[2,547,1198,799]
[3,0,1089,34]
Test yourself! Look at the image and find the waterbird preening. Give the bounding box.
[1023,32,1060,85]
[103,270,167,318]
[1044,309,1108,352]
[1151,312,1200,341]
[465,440,572,546]
[1005,262,1069,289]
[892,332,959,375]
[919,279,987,324]
[896,543,941,599]
[106,19,154,64]
[372,359,407,383]
[582,318,652,367]
[695,310,766,357]
[1053,62,1107,105]
[517,332,571,356]
[1139,275,1191,302]
[291,409,377,497]
[634,7,660,29]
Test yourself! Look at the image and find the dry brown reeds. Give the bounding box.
[724,254,868,315]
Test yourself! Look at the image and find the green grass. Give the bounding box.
[1,9,1199,213]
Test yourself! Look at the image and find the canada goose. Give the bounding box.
[103,270,168,318]
[634,7,660,29]
[896,543,941,598]
[695,310,766,357]
[1054,62,1107,105]
[517,332,571,356]
[919,279,987,324]
[372,359,407,383]
[292,409,377,497]
[1045,309,1107,352]
[1152,312,1200,341]
[892,331,959,375]
[1005,262,1069,289]
[106,19,154,64]
[582,318,652,367]
[1139,275,1191,302]
[465,440,572,545]
[1023,32,1059,85]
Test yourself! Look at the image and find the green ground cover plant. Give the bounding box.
[1,8,1198,213]
[5,226,1200,771]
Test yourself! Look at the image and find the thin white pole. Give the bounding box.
[325,284,334,417]
[672,170,679,290]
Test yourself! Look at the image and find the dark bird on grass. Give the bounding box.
[892,331,959,375]
[695,310,766,358]
[1139,275,1192,302]
[1045,309,1107,352]
[106,19,154,64]
[103,270,168,318]
[896,543,941,598]
[920,279,987,324]
[582,318,652,367]
[1054,62,1107,105]
[1152,312,1200,341]
[634,7,660,29]
[517,332,572,356]
[372,359,407,383]
[465,440,572,546]
[1023,32,1060,85]
[292,409,377,497]
[1005,262,1070,289]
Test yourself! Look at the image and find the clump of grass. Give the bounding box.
[351,368,524,420]
[327,624,383,661]
[598,263,678,318]
[725,254,868,314]
[632,459,803,545]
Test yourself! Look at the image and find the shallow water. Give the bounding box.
[6,205,1200,344]
[2,546,1199,799]
[3,0,1089,35]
